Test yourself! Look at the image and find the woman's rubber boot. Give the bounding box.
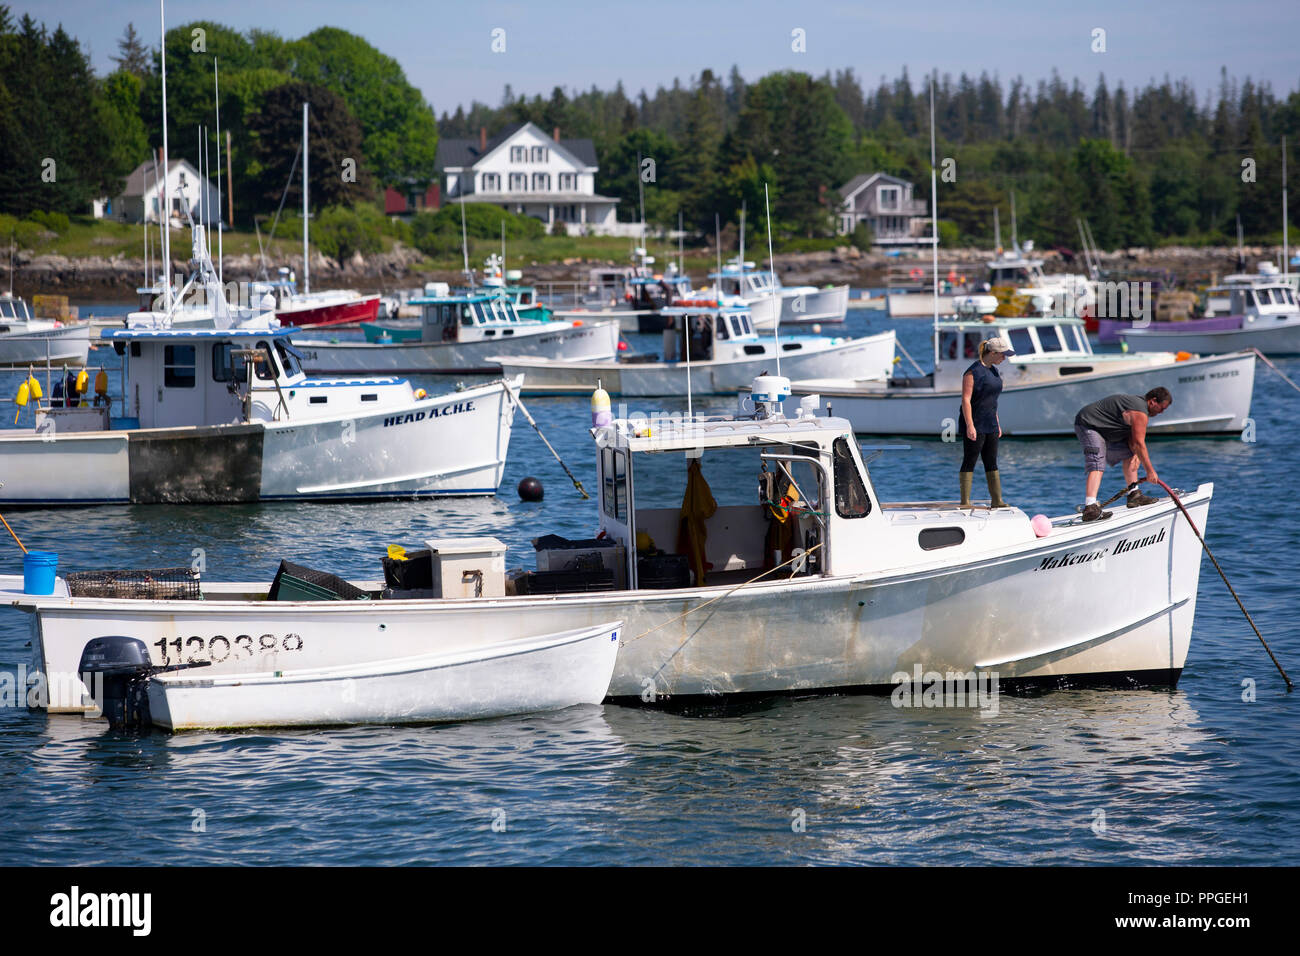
[987,470,1009,508]
[959,471,974,508]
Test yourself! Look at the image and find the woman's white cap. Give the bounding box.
[983,335,1015,355]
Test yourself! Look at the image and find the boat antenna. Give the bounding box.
[1283,136,1289,283]
[929,73,941,375]
[302,101,310,295]
[637,151,646,267]
[214,57,222,287]
[739,200,746,276]
[764,183,780,377]
[459,196,472,288]
[1010,188,1018,253]
[994,204,1001,254]
[714,213,723,300]
[159,0,171,310]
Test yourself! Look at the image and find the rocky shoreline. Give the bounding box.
[5,242,1287,302]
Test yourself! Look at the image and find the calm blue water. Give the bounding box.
[1,308,1297,865]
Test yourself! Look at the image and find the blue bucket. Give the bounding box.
[23,551,58,596]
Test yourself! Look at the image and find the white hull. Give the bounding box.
[500,331,897,396]
[779,285,849,324]
[743,295,781,330]
[1121,318,1300,355]
[887,292,955,318]
[0,323,91,367]
[11,486,1210,711]
[294,319,619,374]
[0,377,518,505]
[792,351,1255,435]
[147,622,622,730]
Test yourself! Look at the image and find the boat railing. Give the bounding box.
[0,357,126,422]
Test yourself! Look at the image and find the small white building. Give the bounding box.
[437,122,622,236]
[113,158,221,227]
[837,173,932,247]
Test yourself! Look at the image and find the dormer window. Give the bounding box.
[510,146,526,162]
[530,146,548,163]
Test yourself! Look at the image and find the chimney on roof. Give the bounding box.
[553,126,560,142]
[479,127,487,152]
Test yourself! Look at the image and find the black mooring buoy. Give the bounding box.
[518,476,544,502]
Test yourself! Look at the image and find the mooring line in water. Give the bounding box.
[500,379,589,499]
[1151,477,1293,692]
[1251,348,1300,396]
[624,542,825,649]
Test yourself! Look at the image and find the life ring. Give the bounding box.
[909,268,922,280]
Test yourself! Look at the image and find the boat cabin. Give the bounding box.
[0,292,35,327]
[1204,277,1299,320]
[412,292,536,343]
[517,399,1033,595]
[87,327,412,430]
[986,251,1047,288]
[709,263,779,300]
[657,301,760,361]
[626,274,693,311]
[889,316,1097,390]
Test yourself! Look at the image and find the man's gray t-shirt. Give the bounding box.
[1074,394,1147,443]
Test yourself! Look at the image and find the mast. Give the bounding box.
[1284,136,1290,282]
[159,0,171,310]
[678,209,684,275]
[1010,190,1018,252]
[214,58,222,287]
[459,196,471,289]
[764,184,780,377]
[302,102,310,295]
[929,75,940,375]
[994,205,1001,253]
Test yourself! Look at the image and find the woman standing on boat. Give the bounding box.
[959,336,1014,508]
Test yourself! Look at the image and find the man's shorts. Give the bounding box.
[1075,423,1133,472]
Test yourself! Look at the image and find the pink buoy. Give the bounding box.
[1030,514,1052,537]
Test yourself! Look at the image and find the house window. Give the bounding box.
[481,173,500,192]
[558,173,577,191]
[510,146,526,162]
[879,186,900,211]
[509,172,527,191]
[532,173,550,191]
[530,146,548,163]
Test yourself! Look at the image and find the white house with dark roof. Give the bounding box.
[436,122,625,235]
[111,157,220,226]
[837,172,932,247]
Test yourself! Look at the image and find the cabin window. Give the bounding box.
[1038,325,1063,352]
[1255,289,1272,306]
[715,318,729,340]
[212,342,240,382]
[255,341,279,381]
[833,438,871,519]
[602,447,628,522]
[163,344,196,388]
[276,341,303,377]
[1008,327,1034,355]
[460,305,475,327]
[919,527,965,550]
[131,342,142,357]
[1072,326,1087,351]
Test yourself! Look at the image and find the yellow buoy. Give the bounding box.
[75,369,89,394]
[26,375,42,400]
[386,544,408,561]
[591,386,611,426]
[413,388,427,400]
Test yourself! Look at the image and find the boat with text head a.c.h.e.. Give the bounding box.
[0,313,522,506]
[9,375,1212,715]
[783,308,1255,436]
[498,298,895,396]
[292,287,619,376]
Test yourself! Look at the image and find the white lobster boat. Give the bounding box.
[786,313,1255,435]
[0,314,521,504]
[10,376,1212,714]
[147,621,622,730]
[293,290,619,375]
[499,299,895,396]
[0,294,92,367]
[711,261,849,328]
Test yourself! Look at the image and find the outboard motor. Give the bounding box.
[77,637,156,731]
